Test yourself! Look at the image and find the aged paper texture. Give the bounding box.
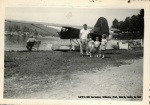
[0,0,150,105]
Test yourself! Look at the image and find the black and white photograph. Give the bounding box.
[4,7,144,100]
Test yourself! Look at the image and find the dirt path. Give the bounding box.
[16,59,143,100]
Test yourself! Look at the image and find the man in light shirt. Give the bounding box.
[79,24,90,55]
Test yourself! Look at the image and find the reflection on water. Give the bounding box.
[5,35,56,51]
[6,35,27,44]
[5,35,29,51]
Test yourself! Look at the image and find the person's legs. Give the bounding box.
[100,45,105,58]
[98,47,101,58]
[99,45,102,57]
[98,49,101,58]
[89,46,94,57]
[87,46,90,54]
[93,47,96,57]
[29,45,33,51]
[95,47,99,58]
[93,46,96,57]
[26,46,29,51]
[26,42,34,51]
[80,39,88,55]
[85,40,89,55]
[26,42,30,51]
[102,50,105,58]
[80,40,84,54]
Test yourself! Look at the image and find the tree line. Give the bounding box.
[111,9,144,39]
[7,25,38,35]
[5,22,59,37]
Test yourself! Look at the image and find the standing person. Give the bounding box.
[79,24,90,55]
[26,35,37,51]
[100,34,107,58]
[94,37,101,58]
[88,38,95,57]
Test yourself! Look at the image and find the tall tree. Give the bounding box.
[137,9,144,34]
[130,15,138,33]
[23,26,30,32]
[23,26,26,32]
[16,25,21,32]
[118,21,124,32]
[8,25,13,32]
[13,24,17,32]
[112,18,119,28]
[110,9,144,39]
[123,17,131,32]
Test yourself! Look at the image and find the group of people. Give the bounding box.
[26,24,107,56]
[79,24,107,58]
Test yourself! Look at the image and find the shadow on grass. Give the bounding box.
[105,52,121,54]
[103,56,111,58]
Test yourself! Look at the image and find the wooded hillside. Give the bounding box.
[5,22,59,37]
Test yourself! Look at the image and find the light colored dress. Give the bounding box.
[88,40,95,53]
[100,39,107,50]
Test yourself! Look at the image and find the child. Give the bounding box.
[88,38,95,57]
[94,37,101,58]
[100,34,107,58]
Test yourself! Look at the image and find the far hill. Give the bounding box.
[5,22,59,37]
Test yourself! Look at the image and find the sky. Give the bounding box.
[5,7,141,28]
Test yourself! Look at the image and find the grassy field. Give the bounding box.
[4,48,143,99]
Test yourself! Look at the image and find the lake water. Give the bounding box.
[5,35,75,51]
[5,35,139,51]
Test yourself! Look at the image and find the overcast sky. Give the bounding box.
[5,7,141,28]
